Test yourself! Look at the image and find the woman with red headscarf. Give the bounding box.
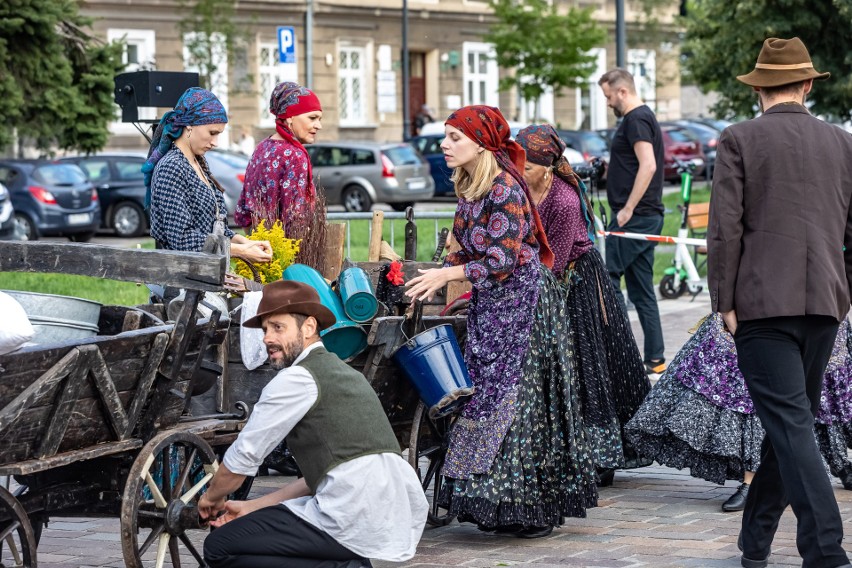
[235,82,322,242]
[407,106,597,538]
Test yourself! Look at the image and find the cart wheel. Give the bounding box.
[121,431,217,568]
[408,401,455,527]
[659,273,687,300]
[0,486,37,567]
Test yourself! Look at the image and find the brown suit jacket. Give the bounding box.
[708,104,852,322]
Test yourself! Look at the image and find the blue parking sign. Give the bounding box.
[278,26,296,64]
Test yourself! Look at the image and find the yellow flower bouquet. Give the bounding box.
[234,220,300,284]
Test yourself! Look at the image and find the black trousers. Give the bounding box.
[605,212,665,362]
[203,504,370,568]
[736,315,848,568]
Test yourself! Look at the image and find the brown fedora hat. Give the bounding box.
[243,280,336,330]
[737,37,829,88]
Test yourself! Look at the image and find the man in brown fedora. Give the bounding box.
[197,280,427,567]
[709,37,852,568]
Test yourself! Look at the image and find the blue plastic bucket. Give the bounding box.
[338,267,378,323]
[392,324,474,418]
[283,264,368,360]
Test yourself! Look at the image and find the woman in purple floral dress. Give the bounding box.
[626,314,852,510]
[236,82,324,251]
[407,106,597,538]
[516,125,652,482]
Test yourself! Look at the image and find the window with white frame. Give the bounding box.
[107,29,157,132]
[338,45,367,126]
[462,42,498,107]
[628,49,657,112]
[258,43,298,127]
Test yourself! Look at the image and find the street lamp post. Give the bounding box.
[402,0,411,140]
[616,0,626,68]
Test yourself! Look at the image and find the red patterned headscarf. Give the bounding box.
[445,105,554,269]
[269,81,322,203]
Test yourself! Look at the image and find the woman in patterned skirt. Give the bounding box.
[406,106,597,538]
[625,314,852,509]
[516,125,652,482]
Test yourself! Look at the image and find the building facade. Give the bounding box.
[80,0,682,150]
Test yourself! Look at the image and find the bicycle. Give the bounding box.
[658,157,705,299]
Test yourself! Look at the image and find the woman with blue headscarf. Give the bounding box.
[517,124,651,485]
[144,87,272,263]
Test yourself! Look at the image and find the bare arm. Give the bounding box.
[616,141,657,227]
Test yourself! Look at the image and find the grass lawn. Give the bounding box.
[1,186,708,307]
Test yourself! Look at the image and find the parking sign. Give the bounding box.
[278,26,296,64]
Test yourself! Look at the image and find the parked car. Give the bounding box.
[306,141,434,212]
[556,129,610,188]
[206,148,248,218]
[691,116,734,133]
[0,181,17,240]
[661,125,706,182]
[664,120,721,180]
[60,153,148,237]
[0,160,100,241]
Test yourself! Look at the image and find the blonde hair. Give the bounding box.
[452,150,501,201]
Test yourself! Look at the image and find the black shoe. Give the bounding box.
[494,524,553,539]
[644,359,667,375]
[738,532,769,568]
[722,482,749,512]
[838,467,852,490]
[597,468,615,487]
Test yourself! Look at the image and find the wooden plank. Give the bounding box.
[367,211,384,262]
[0,241,226,290]
[85,344,130,441]
[0,349,78,432]
[0,438,143,476]
[446,281,472,306]
[36,347,90,458]
[124,332,169,437]
[121,309,143,332]
[321,223,346,281]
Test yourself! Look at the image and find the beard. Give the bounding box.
[612,105,624,118]
[268,336,306,370]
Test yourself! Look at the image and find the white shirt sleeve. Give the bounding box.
[223,365,318,476]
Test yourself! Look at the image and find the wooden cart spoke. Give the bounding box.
[0,487,36,568]
[138,524,164,557]
[177,533,204,564]
[172,447,198,499]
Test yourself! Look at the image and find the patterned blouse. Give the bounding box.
[536,176,593,278]
[235,137,315,239]
[444,171,539,287]
[149,148,234,251]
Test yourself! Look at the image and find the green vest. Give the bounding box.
[287,345,401,492]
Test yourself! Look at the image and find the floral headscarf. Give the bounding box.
[445,105,554,269]
[269,82,323,202]
[142,87,228,207]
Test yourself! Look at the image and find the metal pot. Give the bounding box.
[1,290,101,344]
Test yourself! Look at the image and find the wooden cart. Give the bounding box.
[0,241,243,568]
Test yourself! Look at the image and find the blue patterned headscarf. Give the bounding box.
[142,87,228,207]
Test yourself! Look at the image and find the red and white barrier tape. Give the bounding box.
[597,230,707,247]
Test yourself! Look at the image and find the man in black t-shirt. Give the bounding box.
[598,68,666,374]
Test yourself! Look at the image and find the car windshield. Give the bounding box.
[33,164,88,186]
[209,150,250,169]
[666,129,697,143]
[580,132,609,153]
[383,145,421,166]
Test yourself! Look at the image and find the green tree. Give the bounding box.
[0,0,124,155]
[484,0,606,119]
[683,0,852,121]
[178,0,252,94]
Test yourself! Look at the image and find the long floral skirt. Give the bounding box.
[565,248,652,469]
[440,267,598,529]
[625,314,852,485]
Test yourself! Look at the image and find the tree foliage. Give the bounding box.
[484,0,605,113]
[0,0,124,154]
[683,0,852,121]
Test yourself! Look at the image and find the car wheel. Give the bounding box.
[390,201,414,212]
[68,231,96,243]
[14,213,37,241]
[341,185,372,212]
[112,201,146,238]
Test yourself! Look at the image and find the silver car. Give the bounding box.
[307,141,435,212]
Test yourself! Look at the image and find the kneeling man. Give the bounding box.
[199,280,428,568]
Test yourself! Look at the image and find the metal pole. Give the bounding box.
[402,0,411,140]
[616,0,626,68]
[305,0,314,89]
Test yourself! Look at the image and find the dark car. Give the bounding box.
[661,125,706,182]
[0,181,16,240]
[60,153,148,237]
[0,160,100,241]
[307,141,434,212]
[665,120,721,180]
[206,148,249,218]
[409,134,455,197]
[556,129,611,163]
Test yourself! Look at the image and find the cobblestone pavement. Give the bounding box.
[13,290,852,567]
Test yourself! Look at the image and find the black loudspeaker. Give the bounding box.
[114,71,200,122]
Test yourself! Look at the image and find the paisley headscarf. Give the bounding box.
[516,124,595,242]
[142,87,228,207]
[445,105,554,269]
[269,81,323,202]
